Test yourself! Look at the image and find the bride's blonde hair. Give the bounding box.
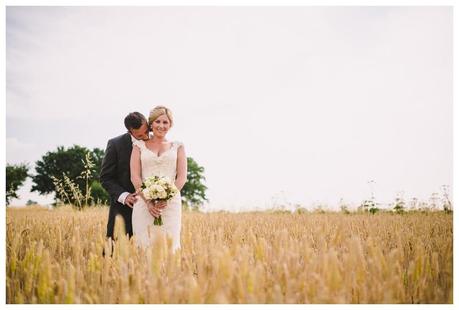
[148,106,174,129]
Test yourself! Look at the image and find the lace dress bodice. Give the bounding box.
[133,140,183,184]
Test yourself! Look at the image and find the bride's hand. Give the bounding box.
[147,201,162,218]
[155,200,167,210]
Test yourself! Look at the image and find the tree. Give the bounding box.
[31,145,206,208]
[181,157,208,210]
[31,145,107,205]
[6,163,29,205]
[90,180,110,205]
[26,199,38,206]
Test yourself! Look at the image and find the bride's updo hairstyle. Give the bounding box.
[148,106,174,129]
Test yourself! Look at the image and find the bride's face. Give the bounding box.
[151,114,171,138]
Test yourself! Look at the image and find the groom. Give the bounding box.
[100,112,150,240]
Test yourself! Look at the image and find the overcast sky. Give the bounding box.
[6,6,452,210]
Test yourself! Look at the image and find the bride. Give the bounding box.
[130,106,187,251]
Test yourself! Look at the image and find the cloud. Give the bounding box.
[6,137,36,165]
[5,7,453,209]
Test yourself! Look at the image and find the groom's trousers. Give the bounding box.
[102,203,132,258]
[106,203,133,240]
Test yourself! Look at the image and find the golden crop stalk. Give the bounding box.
[6,207,453,304]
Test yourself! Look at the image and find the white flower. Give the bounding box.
[141,175,178,201]
[142,188,152,200]
[158,188,167,199]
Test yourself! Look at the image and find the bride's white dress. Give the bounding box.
[131,140,183,251]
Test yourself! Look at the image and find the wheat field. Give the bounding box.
[6,206,453,304]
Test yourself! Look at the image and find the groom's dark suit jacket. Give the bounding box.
[100,132,134,239]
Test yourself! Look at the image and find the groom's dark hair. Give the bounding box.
[124,112,147,130]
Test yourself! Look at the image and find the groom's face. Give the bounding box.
[129,122,149,141]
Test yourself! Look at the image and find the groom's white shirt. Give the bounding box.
[117,134,142,205]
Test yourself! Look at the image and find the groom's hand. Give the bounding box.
[125,193,138,208]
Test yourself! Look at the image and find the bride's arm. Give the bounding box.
[175,145,188,191]
[130,145,143,193]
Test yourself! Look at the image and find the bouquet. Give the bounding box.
[140,175,179,226]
